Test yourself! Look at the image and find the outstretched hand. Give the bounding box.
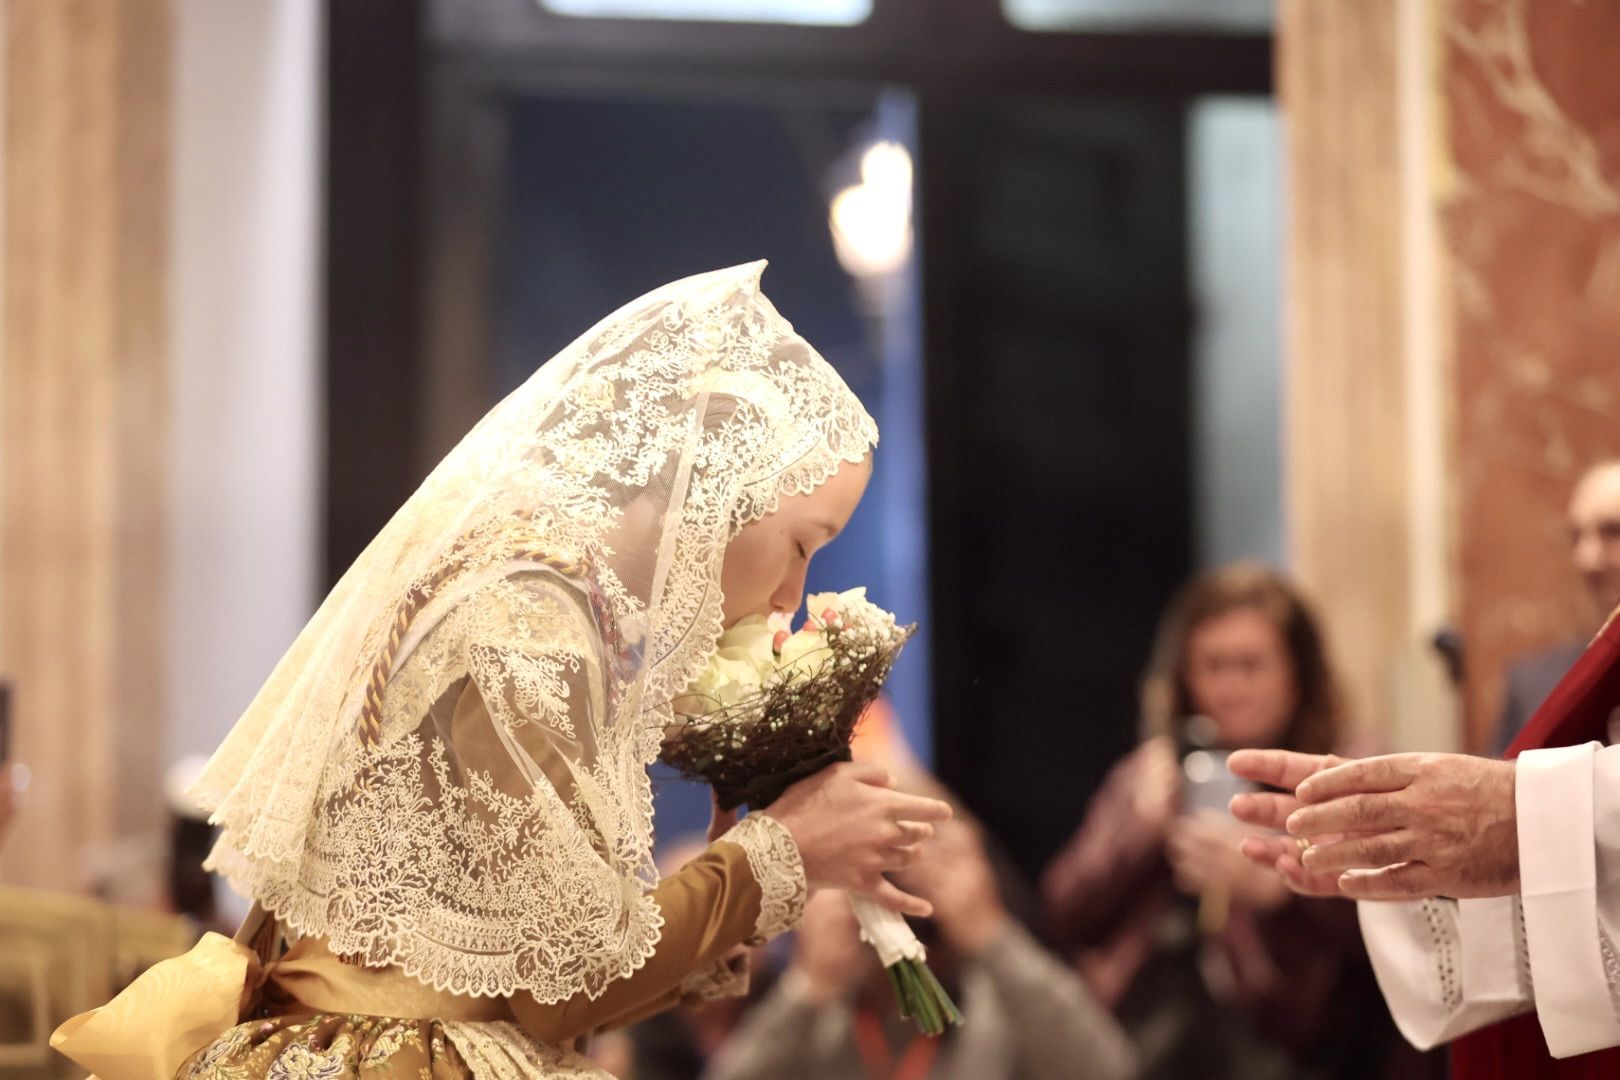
[1227,749,1352,897]
[1227,748,1521,901]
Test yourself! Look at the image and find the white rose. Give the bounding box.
[806,587,869,626]
[686,655,765,712]
[681,668,723,714]
[726,657,768,704]
[715,615,775,669]
[775,628,831,681]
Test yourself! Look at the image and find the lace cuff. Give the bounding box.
[678,949,752,1004]
[719,813,807,944]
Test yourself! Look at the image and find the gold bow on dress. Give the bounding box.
[50,930,265,1080]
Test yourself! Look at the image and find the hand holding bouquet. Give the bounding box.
[662,588,962,1035]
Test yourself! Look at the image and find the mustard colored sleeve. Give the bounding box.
[440,672,808,1046]
[510,833,789,1043]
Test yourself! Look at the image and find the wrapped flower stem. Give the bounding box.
[849,893,963,1036]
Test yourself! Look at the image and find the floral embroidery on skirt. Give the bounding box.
[179,1014,465,1080]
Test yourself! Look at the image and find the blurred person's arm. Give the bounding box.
[1040,739,1177,952]
[975,920,1138,1080]
[702,888,866,1080]
[700,968,845,1080]
[1165,810,1292,912]
[1164,811,1375,1057]
[916,818,1137,1080]
[1235,889,1389,1058]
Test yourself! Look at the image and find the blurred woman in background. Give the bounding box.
[1041,563,1437,1080]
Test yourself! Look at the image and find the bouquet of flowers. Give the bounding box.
[661,588,962,1035]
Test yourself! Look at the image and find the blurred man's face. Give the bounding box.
[1569,464,1620,618]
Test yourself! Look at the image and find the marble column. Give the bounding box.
[1279,0,1456,749]
[0,0,173,897]
[1281,0,1620,751]
[1444,0,1620,749]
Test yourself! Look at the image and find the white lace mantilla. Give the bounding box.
[721,812,808,944]
[193,262,877,1006]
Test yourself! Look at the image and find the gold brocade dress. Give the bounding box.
[174,835,778,1080]
[174,831,775,1080]
[57,686,808,1080]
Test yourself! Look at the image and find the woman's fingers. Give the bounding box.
[884,844,922,871]
[882,790,953,824]
[866,877,934,919]
[839,763,950,820]
[893,819,934,846]
[844,761,897,788]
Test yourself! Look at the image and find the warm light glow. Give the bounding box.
[1004,0,1270,34]
[829,141,914,280]
[541,0,870,25]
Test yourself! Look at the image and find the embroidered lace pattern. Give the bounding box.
[192,263,877,1002]
[720,813,808,944]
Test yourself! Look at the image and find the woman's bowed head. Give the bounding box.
[717,452,872,630]
[701,451,952,921]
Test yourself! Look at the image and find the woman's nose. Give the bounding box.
[771,566,809,615]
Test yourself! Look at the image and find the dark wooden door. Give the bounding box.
[922,97,1193,874]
